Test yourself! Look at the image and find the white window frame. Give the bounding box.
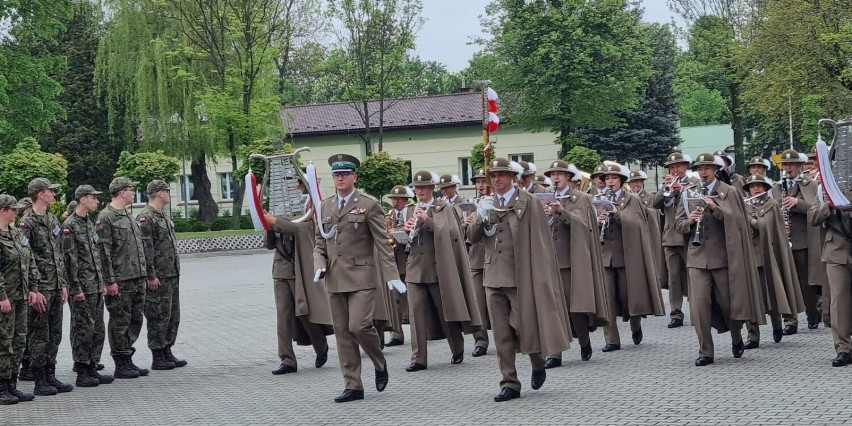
[220,172,235,201]
[459,157,472,186]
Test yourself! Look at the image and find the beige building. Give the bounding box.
[161,90,734,215]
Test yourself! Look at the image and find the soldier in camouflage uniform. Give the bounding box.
[63,185,115,387]
[137,180,186,370]
[96,177,149,379]
[18,178,74,396]
[0,194,38,404]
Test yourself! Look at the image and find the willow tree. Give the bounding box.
[96,0,221,220]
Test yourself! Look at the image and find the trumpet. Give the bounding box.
[661,175,686,197]
[690,181,708,247]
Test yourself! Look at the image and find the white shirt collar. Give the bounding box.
[556,186,570,197]
[705,179,717,194]
[494,187,516,205]
[337,189,356,206]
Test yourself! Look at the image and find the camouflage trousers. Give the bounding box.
[0,300,27,379]
[27,289,63,368]
[105,278,145,357]
[145,277,181,350]
[69,292,106,364]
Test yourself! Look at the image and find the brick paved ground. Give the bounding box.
[4,251,852,425]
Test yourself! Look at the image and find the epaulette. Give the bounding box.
[358,191,378,202]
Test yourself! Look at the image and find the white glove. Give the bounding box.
[477,197,494,221]
[388,279,406,294]
[313,268,326,283]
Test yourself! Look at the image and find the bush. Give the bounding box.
[191,220,210,232]
[188,207,201,221]
[173,218,193,233]
[239,215,254,230]
[210,217,232,231]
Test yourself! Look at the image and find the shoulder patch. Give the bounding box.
[359,191,378,202]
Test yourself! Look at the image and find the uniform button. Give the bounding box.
[499,229,503,233]
[498,250,502,253]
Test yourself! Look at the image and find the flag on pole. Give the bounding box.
[245,170,269,231]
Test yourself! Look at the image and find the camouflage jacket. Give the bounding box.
[18,211,67,291]
[96,205,146,283]
[62,212,105,295]
[0,227,40,301]
[137,205,180,279]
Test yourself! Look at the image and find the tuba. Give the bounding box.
[249,147,313,223]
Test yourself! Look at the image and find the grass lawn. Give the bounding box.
[175,229,260,239]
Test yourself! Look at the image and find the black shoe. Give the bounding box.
[773,328,783,343]
[744,340,759,350]
[6,379,34,402]
[544,358,561,369]
[694,356,714,366]
[808,319,820,330]
[732,342,745,358]
[88,363,114,385]
[667,318,684,328]
[315,347,328,368]
[164,346,187,368]
[113,356,140,379]
[451,353,463,365]
[601,344,621,352]
[333,389,364,403]
[32,367,58,396]
[531,368,546,390]
[45,364,73,393]
[471,346,487,357]
[494,387,520,402]
[74,363,99,388]
[0,380,18,405]
[375,366,388,392]
[782,325,798,335]
[18,360,32,381]
[385,338,404,347]
[405,363,427,372]
[581,345,593,361]
[632,329,643,345]
[832,352,850,367]
[127,356,149,376]
[96,363,104,371]
[151,349,176,370]
[272,364,297,375]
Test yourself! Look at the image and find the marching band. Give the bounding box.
[267,149,848,403]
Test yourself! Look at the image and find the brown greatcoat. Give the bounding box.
[550,190,609,326]
[772,177,827,287]
[469,190,572,356]
[405,200,482,340]
[313,190,399,328]
[675,180,767,330]
[745,198,805,316]
[266,218,334,344]
[611,191,666,317]
[638,190,666,289]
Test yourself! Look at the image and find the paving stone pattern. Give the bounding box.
[4,251,851,425]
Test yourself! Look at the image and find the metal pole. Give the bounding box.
[183,155,189,219]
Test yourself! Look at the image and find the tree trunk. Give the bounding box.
[190,150,219,222]
[730,81,746,175]
[362,100,373,155]
[230,151,245,229]
[378,97,384,152]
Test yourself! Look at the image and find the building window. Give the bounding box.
[459,157,472,186]
[404,160,413,183]
[134,191,149,205]
[510,153,534,163]
[180,176,197,203]
[220,173,235,200]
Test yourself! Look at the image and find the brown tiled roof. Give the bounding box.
[281,92,483,136]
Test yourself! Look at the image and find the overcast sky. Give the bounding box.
[415,0,683,72]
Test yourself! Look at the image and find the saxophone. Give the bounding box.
[386,208,396,248]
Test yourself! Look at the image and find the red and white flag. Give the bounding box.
[487,88,499,113]
[245,170,269,231]
[488,112,500,133]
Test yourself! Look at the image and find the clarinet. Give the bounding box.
[598,189,614,245]
[780,172,793,248]
[691,181,708,247]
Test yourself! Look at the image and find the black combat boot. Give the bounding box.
[46,363,73,393]
[8,377,34,402]
[18,359,33,381]
[32,367,58,396]
[113,355,140,379]
[88,362,114,384]
[127,355,149,376]
[151,349,175,370]
[74,363,99,388]
[0,380,18,404]
[165,345,187,367]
